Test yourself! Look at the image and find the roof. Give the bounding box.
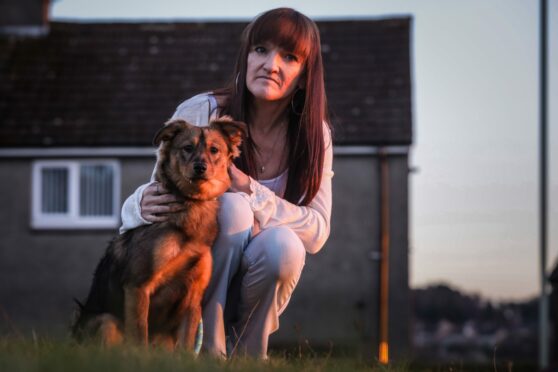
[0,19,412,147]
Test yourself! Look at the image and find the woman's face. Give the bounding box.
[246,42,305,103]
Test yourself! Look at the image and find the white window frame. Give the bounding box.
[32,159,121,229]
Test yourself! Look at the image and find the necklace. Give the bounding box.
[253,125,284,176]
[256,137,279,175]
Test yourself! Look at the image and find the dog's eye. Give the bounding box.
[183,145,194,153]
[210,146,219,154]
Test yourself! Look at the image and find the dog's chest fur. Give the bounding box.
[118,199,218,284]
[148,200,218,277]
[171,199,220,245]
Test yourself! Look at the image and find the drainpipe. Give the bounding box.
[42,0,50,27]
[378,147,390,364]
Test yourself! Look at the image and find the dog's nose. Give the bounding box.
[194,162,207,175]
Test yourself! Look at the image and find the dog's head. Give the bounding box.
[153,117,247,201]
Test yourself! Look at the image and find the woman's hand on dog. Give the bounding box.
[228,164,252,194]
[141,182,186,222]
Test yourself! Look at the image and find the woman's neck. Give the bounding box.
[248,97,290,136]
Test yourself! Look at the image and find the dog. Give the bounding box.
[72,117,247,350]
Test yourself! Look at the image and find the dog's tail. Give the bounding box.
[70,244,122,341]
[70,297,86,341]
[73,298,85,310]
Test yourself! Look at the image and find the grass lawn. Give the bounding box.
[0,336,408,372]
[0,336,538,372]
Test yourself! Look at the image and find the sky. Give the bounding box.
[51,0,558,302]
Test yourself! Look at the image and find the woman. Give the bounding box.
[120,7,333,359]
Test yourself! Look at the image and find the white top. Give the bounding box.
[119,93,334,254]
[258,170,288,197]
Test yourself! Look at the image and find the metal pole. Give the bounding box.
[539,0,549,369]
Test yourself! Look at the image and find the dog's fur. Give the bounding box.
[72,117,246,350]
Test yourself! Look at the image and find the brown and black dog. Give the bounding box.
[72,117,246,350]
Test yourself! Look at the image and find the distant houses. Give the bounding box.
[413,284,539,364]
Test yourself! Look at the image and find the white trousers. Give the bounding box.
[201,193,306,359]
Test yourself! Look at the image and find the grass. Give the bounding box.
[0,335,408,372]
[0,335,538,371]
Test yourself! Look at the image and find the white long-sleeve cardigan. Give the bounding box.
[119,93,334,254]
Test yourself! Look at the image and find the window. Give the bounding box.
[32,160,121,229]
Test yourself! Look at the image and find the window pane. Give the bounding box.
[41,167,69,213]
[80,165,114,216]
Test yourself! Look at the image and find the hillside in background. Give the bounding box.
[412,284,542,364]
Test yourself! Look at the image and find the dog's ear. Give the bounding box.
[210,116,248,158]
[153,119,190,146]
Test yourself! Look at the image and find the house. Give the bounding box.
[0,0,413,360]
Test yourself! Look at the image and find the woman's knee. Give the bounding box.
[211,193,253,263]
[246,226,306,282]
[218,192,254,235]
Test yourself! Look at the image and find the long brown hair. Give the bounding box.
[215,7,330,206]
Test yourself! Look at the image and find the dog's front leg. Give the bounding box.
[176,304,202,351]
[124,286,150,345]
[176,251,212,351]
